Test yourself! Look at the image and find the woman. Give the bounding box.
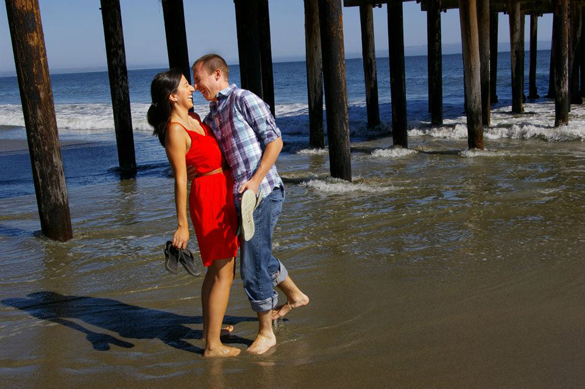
[147,69,240,358]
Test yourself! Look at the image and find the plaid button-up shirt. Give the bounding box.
[204,84,284,206]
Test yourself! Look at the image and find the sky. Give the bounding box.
[0,0,554,75]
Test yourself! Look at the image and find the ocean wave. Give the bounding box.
[371,147,417,158]
[300,177,392,194]
[2,100,584,142]
[296,148,329,155]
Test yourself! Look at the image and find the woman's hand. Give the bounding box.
[173,225,189,250]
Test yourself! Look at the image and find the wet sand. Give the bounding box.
[1,123,585,388]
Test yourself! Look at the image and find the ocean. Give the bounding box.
[1,52,584,388]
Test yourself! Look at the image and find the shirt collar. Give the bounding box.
[210,84,237,110]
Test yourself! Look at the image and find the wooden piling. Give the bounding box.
[554,0,570,126]
[6,0,73,241]
[100,0,137,175]
[508,0,524,113]
[319,0,352,181]
[388,1,408,148]
[427,0,443,126]
[569,3,583,104]
[359,4,381,127]
[528,14,540,99]
[234,0,263,98]
[304,0,325,149]
[490,10,499,104]
[161,0,190,84]
[581,8,585,96]
[477,0,490,126]
[258,0,276,116]
[459,0,484,149]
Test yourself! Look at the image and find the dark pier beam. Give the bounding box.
[459,0,484,149]
[319,0,352,181]
[477,0,490,126]
[304,0,325,148]
[388,0,408,148]
[234,0,263,97]
[528,14,540,98]
[100,0,137,175]
[6,0,73,241]
[490,10,499,103]
[258,0,276,116]
[569,3,583,104]
[554,0,570,126]
[427,0,443,125]
[581,8,585,96]
[359,4,381,127]
[508,0,525,113]
[161,0,190,84]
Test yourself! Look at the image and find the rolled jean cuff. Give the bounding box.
[250,293,279,313]
[272,261,288,287]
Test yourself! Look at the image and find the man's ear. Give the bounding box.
[214,69,221,81]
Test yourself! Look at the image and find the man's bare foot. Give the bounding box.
[203,344,241,358]
[272,294,310,320]
[246,333,276,355]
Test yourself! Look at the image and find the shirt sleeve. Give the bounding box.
[237,90,281,146]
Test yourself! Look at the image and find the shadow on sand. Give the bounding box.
[2,291,255,354]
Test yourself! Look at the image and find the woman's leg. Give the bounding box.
[204,257,240,357]
[201,267,214,340]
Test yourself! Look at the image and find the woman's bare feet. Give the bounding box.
[202,325,234,340]
[272,293,310,320]
[203,344,241,358]
[246,333,276,355]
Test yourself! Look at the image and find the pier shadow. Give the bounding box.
[2,291,255,354]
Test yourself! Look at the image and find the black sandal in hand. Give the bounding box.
[164,241,201,277]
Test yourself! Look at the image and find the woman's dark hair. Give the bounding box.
[147,68,183,146]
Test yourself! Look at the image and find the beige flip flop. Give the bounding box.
[240,190,263,241]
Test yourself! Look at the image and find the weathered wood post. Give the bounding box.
[304,0,325,148]
[359,4,380,127]
[490,10,499,104]
[581,8,585,96]
[100,0,137,176]
[569,3,582,104]
[477,0,490,126]
[554,0,570,126]
[388,0,408,148]
[528,14,540,99]
[234,0,263,98]
[508,0,524,113]
[6,0,73,241]
[459,0,484,149]
[319,0,352,181]
[427,0,443,126]
[258,0,276,116]
[161,0,190,84]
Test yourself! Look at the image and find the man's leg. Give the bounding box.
[240,190,283,354]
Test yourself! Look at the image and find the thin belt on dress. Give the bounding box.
[193,167,226,179]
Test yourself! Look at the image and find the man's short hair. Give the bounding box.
[193,54,229,80]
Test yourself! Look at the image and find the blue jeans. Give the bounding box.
[240,187,288,312]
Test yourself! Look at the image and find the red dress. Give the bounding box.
[169,114,239,266]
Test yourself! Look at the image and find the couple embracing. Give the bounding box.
[147,54,309,357]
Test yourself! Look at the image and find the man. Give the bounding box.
[192,54,309,354]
